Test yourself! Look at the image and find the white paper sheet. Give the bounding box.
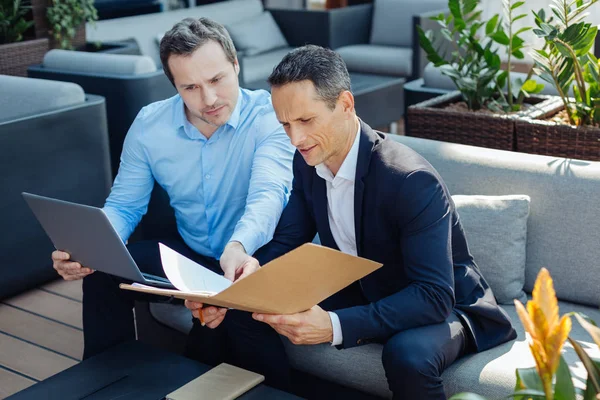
[158,243,232,294]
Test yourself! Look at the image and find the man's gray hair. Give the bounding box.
[160,17,237,85]
[268,45,351,110]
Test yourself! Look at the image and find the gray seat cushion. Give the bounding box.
[43,50,157,76]
[86,0,264,66]
[0,74,85,122]
[227,11,288,57]
[370,0,447,47]
[242,47,293,84]
[422,62,560,96]
[150,301,600,399]
[336,45,412,77]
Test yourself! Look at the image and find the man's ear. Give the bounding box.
[339,90,355,116]
[234,58,240,75]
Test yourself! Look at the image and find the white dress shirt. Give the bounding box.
[315,121,361,346]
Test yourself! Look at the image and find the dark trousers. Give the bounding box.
[81,238,220,359]
[189,279,471,399]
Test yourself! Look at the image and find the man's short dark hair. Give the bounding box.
[268,45,351,110]
[159,17,237,85]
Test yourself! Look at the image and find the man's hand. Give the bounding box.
[52,250,94,281]
[220,241,260,282]
[252,305,333,345]
[184,300,227,329]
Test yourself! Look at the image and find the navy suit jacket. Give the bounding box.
[255,120,516,351]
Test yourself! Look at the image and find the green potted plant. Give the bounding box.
[408,0,548,151]
[0,0,49,76]
[450,268,600,400]
[45,0,97,50]
[515,0,600,161]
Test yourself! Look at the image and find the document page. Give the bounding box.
[158,243,232,294]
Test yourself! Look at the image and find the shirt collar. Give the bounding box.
[173,89,243,139]
[315,120,361,184]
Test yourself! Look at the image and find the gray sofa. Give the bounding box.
[333,0,446,80]
[84,0,298,86]
[30,0,388,175]
[0,75,112,299]
[136,135,600,399]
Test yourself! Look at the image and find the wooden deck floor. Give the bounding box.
[0,279,83,399]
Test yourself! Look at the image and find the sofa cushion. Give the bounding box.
[43,49,157,76]
[227,11,288,57]
[242,47,294,85]
[86,0,265,66]
[388,135,600,307]
[0,74,85,122]
[283,301,600,399]
[336,45,412,77]
[370,0,447,47]
[452,195,529,305]
[150,300,600,399]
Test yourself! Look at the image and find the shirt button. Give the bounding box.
[205,174,211,179]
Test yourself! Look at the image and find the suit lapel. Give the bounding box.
[354,120,379,256]
[312,171,338,250]
[311,119,379,253]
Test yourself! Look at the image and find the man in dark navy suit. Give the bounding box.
[186,45,517,398]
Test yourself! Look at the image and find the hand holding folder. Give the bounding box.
[120,243,383,314]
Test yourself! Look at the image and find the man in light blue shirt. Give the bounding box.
[50,17,294,361]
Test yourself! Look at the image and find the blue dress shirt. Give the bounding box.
[103,88,294,259]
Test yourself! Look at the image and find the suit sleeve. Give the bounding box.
[335,170,456,348]
[254,154,318,265]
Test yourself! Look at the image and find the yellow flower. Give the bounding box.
[514,268,572,400]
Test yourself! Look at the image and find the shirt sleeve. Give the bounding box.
[328,312,344,346]
[102,109,154,242]
[228,109,295,256]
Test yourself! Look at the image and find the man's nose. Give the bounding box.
[288,126,306,148]
[202,87,218,108]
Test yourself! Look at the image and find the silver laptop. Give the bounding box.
[22,192,175,289]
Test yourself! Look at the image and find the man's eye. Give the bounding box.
[300,118,312,123]
[212,78,221,84]
[186,86,195,91]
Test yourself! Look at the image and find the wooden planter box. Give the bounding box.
[0,38,49,77]
[515,97,600,161]
[406,91,556,151]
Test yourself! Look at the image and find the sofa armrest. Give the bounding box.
[412,8,449,80]
[269,4,372,49]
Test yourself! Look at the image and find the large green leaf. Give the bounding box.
[449,0,465,30]
[510,389,547,399]
[486,14,499,35]
[514,367,544,394]
[491,29,510,45]
[554,355,576,400]
[583,359,600,400]
[417,27,447,66]
[511,0,525,10]
[569,338,600,394]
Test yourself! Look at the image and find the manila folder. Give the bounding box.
[120,243,382,314]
